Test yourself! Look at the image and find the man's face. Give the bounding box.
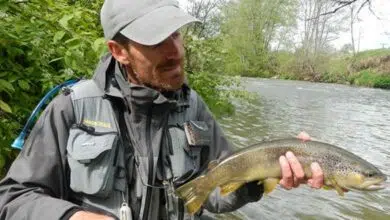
[126,31,185,91]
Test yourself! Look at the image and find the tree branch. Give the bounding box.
[307,0,371,20]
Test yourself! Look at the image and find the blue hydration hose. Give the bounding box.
[11,79,80,150]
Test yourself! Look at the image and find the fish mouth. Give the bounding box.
[365,182,387,191]
[354,177,387,191]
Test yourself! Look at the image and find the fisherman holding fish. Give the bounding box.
[4,1,385,220]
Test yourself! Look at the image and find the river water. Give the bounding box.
[205,78,390,220]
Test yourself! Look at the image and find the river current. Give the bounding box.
[205,78,390,220]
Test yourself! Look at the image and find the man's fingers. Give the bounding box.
[279,153,323,191]
[308,162,324,189]
[286,151,305,181]
[279,155,293,189]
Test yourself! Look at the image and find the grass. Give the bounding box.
[354,48,390,62]
[349,70,390,89]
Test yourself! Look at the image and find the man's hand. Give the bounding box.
[279,131,324,190]
[70,211,115,220]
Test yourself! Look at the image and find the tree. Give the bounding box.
[340,43,354,54]
[220,0,298,76]
[297,0,348,75]
[183,0,226,39]
[322,0,372,16]
[349,5,357,56]
[182,0,227,72]
[181,0,255,117]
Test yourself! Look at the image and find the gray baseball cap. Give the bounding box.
[100,0,200,46]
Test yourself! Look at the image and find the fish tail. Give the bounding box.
[175,175,212,215]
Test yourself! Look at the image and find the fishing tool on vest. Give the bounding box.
[11,79,80,150]
[120,192,132,220]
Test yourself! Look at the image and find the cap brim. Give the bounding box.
[120,6,200,46]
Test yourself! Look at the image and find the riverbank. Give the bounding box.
[274,49,390,89]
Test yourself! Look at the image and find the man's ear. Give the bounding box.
[107,40,131,65]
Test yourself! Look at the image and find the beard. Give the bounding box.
[137,59,185,91]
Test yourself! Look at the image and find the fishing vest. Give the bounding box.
[65,79,209,220]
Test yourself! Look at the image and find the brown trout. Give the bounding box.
[175,138,387,214]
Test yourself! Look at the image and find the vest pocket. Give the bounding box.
[166,121,211,182]
[67,127,119,198]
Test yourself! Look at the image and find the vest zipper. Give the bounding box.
[142,106,154,220]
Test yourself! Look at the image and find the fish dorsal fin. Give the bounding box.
[208,160,219,170]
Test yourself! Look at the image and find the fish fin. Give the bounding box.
[208,160,219,170]
[329,179,344,196]
[334,185,345,196]
[263,178,279,194]
[220,181,245,196]
[175,175,213,215]
[322,185,333,190]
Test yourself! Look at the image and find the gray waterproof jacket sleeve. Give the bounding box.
[0,94,80,220]
[194,94,264,213]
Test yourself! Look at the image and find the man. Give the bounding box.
[0,0,324,219]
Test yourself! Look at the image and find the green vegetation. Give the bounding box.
[350,69,390,89]
[271,48,390,89]
[0,0,107,178]
[184,34,254,117]
[323,49,390,89]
